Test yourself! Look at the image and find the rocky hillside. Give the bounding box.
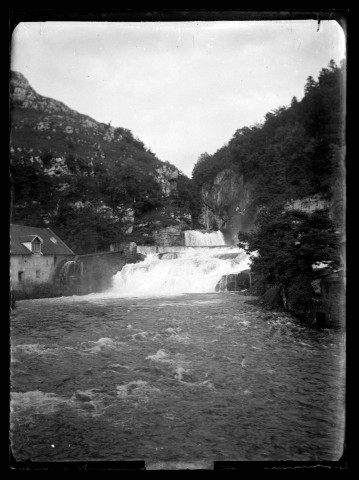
[193,60,346,242]
[10,71,198,253]
[191,60,345,318]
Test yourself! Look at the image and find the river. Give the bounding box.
[10,291,345,468]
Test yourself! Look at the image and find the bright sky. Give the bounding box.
[11,20,346,177]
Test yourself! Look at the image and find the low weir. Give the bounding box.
[104,230,250,297]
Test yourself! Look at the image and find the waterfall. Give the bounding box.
[60,260,78,279]
[184,230,226,247]
[103,244,250,297]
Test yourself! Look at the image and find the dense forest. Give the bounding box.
[192,59,346,314]
[192,59,345,214]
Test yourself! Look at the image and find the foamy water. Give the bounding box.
[10,293,345,466]
[184,230,226,246]
[104,247,250,298]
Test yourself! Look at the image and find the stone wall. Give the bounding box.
[10,254,72,290]
[152,226,185,247]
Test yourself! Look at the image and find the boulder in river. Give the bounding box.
[215,270,251,292]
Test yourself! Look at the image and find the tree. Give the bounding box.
[304,75,317,94]
[241,207,341,313]
[176,174,202,221]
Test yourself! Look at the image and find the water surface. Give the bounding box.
[10,293,345,467]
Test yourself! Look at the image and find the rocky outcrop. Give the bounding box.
[285,193,345,231]
[153,164,179,196]
[199,169,253,243]
[11,71,132,144]
[120,207,135,234]
[200,168,342,245]
[285,194,330,214]
[215,270,252,292]
[129,202,192,245]
[11,71,76,115]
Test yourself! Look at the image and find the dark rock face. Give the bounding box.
[158,252,179,260]
[215,270,252,292]
[199,169,254,244]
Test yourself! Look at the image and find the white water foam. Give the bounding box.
[12,344,73,356]
[80,337,121,355]
[103,245,250,298]
[174,366,188,381]
[129,331,157,341]
[11,391,68,414]
[146,349,169,362]
[116,380,161,401]
[184,230,226,246]
[11,389,110,416]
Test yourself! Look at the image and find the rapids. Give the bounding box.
[9,232,345,467]
[106,247,250,297]
[10,294,345,466]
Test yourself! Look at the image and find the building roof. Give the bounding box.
[10,224,75,256]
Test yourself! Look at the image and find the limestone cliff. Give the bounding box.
[152,164,179,196]
[198,169,254,244]
[11,71,76,115]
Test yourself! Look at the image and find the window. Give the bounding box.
[36,270,41,279]
[50,237,58,244]
[18,271,24,283]
[32,239,41,253]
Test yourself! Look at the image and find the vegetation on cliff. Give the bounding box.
[10,71,199,253]
[193,59,346,315]
[192,59,345,211]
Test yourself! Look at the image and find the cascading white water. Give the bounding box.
[104,245,250,297]
[184,230,226,247]
[60,260,78,279]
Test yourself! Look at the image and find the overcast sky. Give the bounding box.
[11,20,345,177]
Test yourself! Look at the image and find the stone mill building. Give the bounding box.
[10,224,75,292]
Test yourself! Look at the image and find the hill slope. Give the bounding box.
[10,71,198,253]
[191,59,346,317]
[192,59,346,242]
